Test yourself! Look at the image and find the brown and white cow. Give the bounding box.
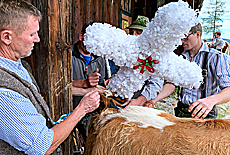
[84,106,230,155]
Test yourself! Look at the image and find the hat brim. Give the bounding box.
[126,24,146,30]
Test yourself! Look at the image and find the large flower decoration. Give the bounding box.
[133,56,159,74]
[84,0,202,99]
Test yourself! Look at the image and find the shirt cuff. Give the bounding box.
[25,128,54,155]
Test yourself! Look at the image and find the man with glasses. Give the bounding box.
[145,23,230,119]
[181,31,197,61]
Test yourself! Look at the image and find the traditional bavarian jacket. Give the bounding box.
[0,58,62,155]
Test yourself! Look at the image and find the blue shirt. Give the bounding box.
[0,57,53,154]
[180,43,230,105]
[79,52,92,66]
[109,59,117,74]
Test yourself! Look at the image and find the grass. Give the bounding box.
[217,103,230,119]
[169,87,178,99]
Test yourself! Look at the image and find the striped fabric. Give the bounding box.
[180,43,230,105]
[0,57,53,154]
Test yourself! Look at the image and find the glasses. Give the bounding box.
[181,31,197,41]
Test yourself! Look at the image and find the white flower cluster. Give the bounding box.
[84,0,203,99]
[107,66,150,99]
[84,24,138,68]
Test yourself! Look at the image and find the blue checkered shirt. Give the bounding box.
[180,43,230,105]
[0,57,53,154]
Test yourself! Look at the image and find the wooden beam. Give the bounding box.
[29,0,73,154]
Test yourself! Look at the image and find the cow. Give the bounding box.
[84,105,230,155]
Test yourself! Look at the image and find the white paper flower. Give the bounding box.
[84,0,202,99]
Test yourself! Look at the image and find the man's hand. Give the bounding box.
[47,91,100,154]
[87,68,101,87]
[188,98,215,119]
[104,78,112,86]
[189,87,230,119]
[78,91,100,114]
[144,99,156,108]
[122,95,147,108]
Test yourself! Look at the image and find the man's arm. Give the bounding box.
[212,37,215,47]
[145,83,176,108]
[45,91,100,154]
[190,52,230,119]
[122,95,148,107]
[122,77,164,107]
[72,85,104,96]
[189,87,230,119]
[72,68,101,88]
[72,79,89,88]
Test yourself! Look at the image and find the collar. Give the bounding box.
[182,43,209,59]
[0,56,23,73]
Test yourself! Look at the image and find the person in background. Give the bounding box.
[72,20,107,107]
[127,15,149,36]
[211,31,225,52]
[145,23,230,119]
[122,15,164,107]
[71,20,108,141]
[0,0,100,154]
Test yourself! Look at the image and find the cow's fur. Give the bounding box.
[84,106,230,155]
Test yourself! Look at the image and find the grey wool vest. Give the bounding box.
[0,64,62,155]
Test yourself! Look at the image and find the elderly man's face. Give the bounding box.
[10,15,40,60]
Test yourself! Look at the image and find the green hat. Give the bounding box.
[127,15,149,30]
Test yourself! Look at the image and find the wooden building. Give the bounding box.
[25,0,204,153]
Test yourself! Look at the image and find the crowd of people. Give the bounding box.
[1,0,230,154]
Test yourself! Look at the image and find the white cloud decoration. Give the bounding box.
[84,0,203,99]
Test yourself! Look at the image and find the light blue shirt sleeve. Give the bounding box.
[210,51,230,90]
[141,76,164,101]
[0,89,54,154]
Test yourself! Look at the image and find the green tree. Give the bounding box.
[201,0,228,39]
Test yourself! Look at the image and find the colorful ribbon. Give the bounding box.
[133,56,159,74]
